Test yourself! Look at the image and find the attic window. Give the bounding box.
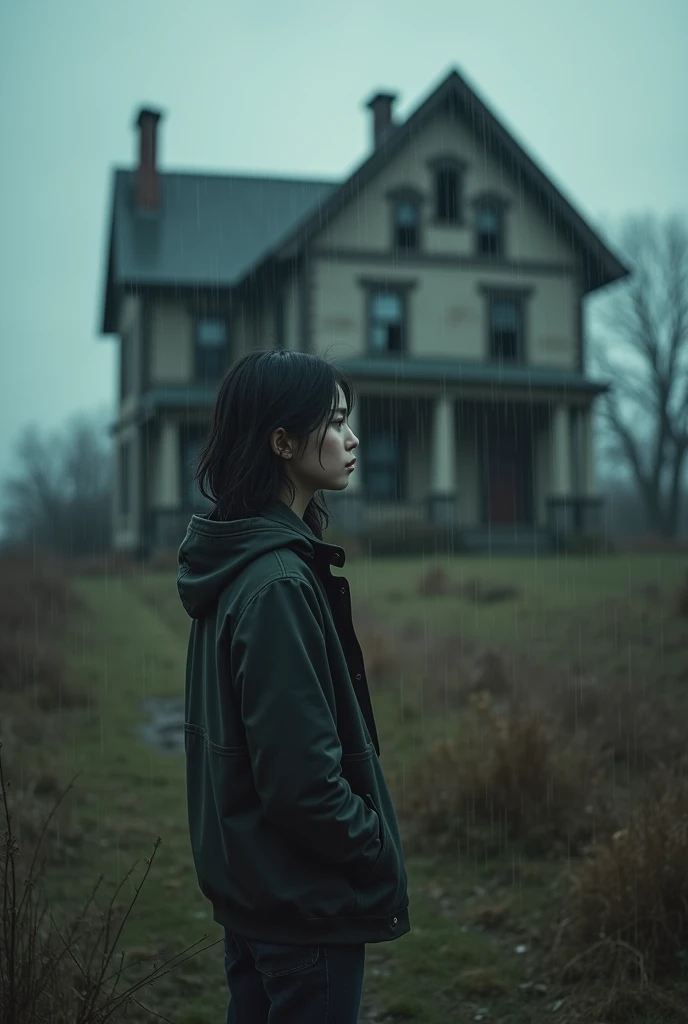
[436,168,459,222]
[394,200,419,253]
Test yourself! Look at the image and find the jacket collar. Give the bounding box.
[261,500,347,570]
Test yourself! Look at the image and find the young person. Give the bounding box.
[177,348,410,1023]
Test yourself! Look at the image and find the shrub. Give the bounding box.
[401,697,610,857]
[546,672,688,772]
[559,772,688,983]
[0,546,87,710]
[416,565,454,596]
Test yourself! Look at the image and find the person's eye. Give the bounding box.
[333,419,345,430]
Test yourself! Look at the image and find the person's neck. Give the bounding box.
[279,489,312,520]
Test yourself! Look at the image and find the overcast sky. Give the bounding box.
[1,0,686,531]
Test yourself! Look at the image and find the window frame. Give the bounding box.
[427,155,468,225]
[386,186,423,256]
[363,426,406,502]
[478,285,533,365]
[193,315,230,382]
[359,277,417,357]
[471,192,509,259]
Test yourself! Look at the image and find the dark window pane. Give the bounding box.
[197,319,227,346]
[366,432,401,500]
[370,291,405,353]
[368,468,398,500]
[195,318,228,379]
[436,169,459,221]
[394,200,418,252]
[490,298,521,361]
[476,205,502,255]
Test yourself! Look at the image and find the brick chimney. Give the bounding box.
[365,91,397,149]
[135,107,163,212]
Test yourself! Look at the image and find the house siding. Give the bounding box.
[317,113,574,264]
[311,258,578,369]
[150,300,194,383]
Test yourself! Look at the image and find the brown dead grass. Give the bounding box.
[401,696,612,857]
[0,544,89,712]
[557,772,688,985]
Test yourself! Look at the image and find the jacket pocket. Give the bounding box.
[362,791,388,879]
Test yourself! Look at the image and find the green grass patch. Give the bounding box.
[24,554,688,1022]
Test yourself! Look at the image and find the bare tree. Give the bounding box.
[591,213,688,538]
[0,406,114,558]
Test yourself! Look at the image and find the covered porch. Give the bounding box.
[142,384,604,556]
[327,390,603,548]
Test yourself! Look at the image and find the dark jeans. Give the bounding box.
[223,929,366,1023]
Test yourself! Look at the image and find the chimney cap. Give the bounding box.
[365,91,398,111]
[135,107,163,128]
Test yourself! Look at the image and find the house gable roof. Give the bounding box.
[261,68,628,291]
[100,66,629,333]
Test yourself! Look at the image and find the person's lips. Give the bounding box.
[345,458,356,469]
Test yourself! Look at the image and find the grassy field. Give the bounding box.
[29,552,688,1023]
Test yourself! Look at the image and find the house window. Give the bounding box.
[369,291,405,353]
[489,296,522,361]
[476,204,503,256]
[436,168,459,222]
[393,200,419,253]
[365,431,403,500]
[119,441,131,517]
[195,318,228,380]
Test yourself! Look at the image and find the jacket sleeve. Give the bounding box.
[230,575,382,882]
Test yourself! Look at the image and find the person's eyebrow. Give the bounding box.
[333,407,347,415]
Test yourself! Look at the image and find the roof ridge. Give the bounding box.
[113,166,340,187]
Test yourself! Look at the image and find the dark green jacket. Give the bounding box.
[177,500,410,945]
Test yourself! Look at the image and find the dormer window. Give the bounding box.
[473,193,508,257]
[428,155,466,224]
[436,168,459,222]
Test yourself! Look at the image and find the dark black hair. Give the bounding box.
[194,348,355,539]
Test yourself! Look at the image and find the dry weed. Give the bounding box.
[559,772,688,983]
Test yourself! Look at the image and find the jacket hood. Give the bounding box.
[177,500,347,619]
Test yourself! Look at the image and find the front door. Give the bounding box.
[488,440,521,523]
[482,409,533,525]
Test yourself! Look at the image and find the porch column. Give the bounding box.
[581,406,596,496]
[547,403,576,541]
[151,419,183,553]
[429,395,458,525]
[159,420,180,508]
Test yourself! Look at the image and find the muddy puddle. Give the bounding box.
[137,696,185,755]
